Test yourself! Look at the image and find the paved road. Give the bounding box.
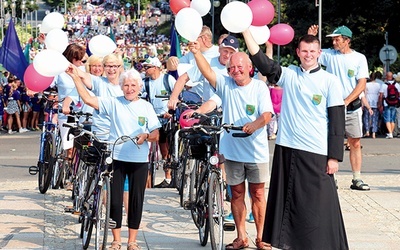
[1,131,400,249]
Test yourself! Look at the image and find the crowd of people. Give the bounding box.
[3,1,400,249]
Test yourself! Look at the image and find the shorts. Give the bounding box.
[383,106,397,123]
[224,159,269,186]
[345,109,362,138]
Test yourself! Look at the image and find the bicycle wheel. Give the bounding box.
[39,133,55,194]
[148,142,157,188]
[208,172,224,250]
[52,137,65,189]
[81,209,94,249]
[180,157,196,207]
[96,175,110,250]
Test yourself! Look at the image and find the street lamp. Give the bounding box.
[30,0,34,36]
[10,0,15,23]
[211,0,220,44]
[0,0,6,41]
[21,0,26,33]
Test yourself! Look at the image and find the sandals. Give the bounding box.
[225,238,249,249]
[256,238,272,250]
[350,179,370,191]
[108,241,121,250]
[127,242,141,250]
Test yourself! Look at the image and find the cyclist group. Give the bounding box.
[30,24,351,250]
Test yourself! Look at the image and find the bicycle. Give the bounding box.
[180,119,248,249]
[29,91,64,194]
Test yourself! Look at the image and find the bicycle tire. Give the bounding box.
[180,157,196,207]
[51,132,63,189]
[96,175,110,250]
[208,172,224,250]
[148,142,157,188]
[39,133,55,194]
[81,209,94,249]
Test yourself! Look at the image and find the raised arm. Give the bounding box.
[65,64,99,110]
[167,72,190,110]
[188,41,217,89]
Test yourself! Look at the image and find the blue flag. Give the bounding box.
[168,22,181,80]
[0,19,29,80]
[85,38,92,57]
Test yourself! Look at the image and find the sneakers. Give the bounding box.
[154,179,171,188]
[19,128,29,133]
[247,212,254,223]
[224,212,234,222]
[350,179,370,191]
[386,133,394,139]
[8,130,16,134]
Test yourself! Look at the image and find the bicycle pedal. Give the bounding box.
[108,219,117,229]
[223,222,235,231]
[73,211,81,216]
[29,166,38,175]
[183,201,195,210]
[64,206,75,213]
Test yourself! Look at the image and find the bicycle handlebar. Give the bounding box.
[179,123,249,138]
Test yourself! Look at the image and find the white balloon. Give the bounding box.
[175,8,203,42]
[33,49,70,77]
[221,2,253,33]
[45,29,69,53]
[190,0,211,17]
[40,12,65,33]
[88,35,117,57]
[249,25,271,45]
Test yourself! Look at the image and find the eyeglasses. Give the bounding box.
[144,65,155,70]
[82,60,87,64]
[104,65,121,69]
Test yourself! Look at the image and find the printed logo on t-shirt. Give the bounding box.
[347,69,354,78]
[138,116,146,126]
[312,94,322,105]
[246,104,255,115]
[161,90,168,95]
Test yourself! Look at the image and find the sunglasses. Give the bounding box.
[144,65,155,70]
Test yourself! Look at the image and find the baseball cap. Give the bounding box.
[221,35,239,51]
[326,25,352,38]
[142,57,161,67]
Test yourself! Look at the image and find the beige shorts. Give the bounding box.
[224,160,269,186]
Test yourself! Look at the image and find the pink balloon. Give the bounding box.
[247,0,275,26]
[269,23,295,46]
[170,0,191,15]
[24,64,54,92]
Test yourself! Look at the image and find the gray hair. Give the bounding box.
[119,68,143,88]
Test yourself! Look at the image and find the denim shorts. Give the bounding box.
[383,106,397,123]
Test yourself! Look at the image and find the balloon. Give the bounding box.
[33,49,70,77]
[249,25,271,45]
[24,64,54,92]
[88,35,117,57]
[221,2,253,33]
[40,12,65,33]
[247,0,275,26]
[175,8,203,42]
[45,29,69,53]
[269,23,295,46]
[190,0,211,17]
[170,0,191,15]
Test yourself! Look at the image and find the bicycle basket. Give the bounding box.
[82,145,100,164]
[74,133,91,150]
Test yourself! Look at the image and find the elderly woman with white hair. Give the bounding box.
[66,66,161,250]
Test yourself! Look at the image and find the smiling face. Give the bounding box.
[227,52,252,86]
[218,47,236,66]
[103,58,123,83]
[122,78,142,101]
[296,40,321,71]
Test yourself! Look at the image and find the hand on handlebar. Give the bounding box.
[242,122,256,135]
[167,98,180,110]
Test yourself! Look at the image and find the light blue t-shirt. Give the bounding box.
[90,76,123,139]
[187,56,226,106]
[215,74,273,163]
[141,73,176,115]
[319,48,369,99]
[179,45,220,97]
[276,66,344,156]
[98,96,161,162]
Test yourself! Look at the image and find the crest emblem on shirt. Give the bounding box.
[138,116,146,126]
[347,69,354,78]
[246,104,255,115]
[312,94,322,105]
[161,90,167,95]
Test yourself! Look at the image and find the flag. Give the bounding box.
[85,38,92,57]
[0,19,29,80]
[169,22,181,79]
[109,25,115,42]
[24,42,31,63]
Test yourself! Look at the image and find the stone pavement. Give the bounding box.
[1,173,400,250]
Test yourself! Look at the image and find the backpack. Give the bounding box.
[385,82,399,107]
[143,74,171,102]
